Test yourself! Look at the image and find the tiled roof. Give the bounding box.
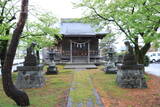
[60,19,108,37]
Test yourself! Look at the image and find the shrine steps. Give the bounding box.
[56,62,105,66]
[64,64,97,69]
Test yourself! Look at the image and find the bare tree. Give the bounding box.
[2,0,30,106]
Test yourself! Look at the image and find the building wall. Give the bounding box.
[90,38,98,56]
[57,37,99,57]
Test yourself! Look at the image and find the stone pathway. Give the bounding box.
[64,64,97,69]
[67,69,104,107]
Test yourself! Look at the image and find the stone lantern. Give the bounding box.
[104,47,117,74]
[46,49,58,75]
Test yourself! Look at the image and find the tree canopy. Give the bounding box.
[0,0,18,66]
[75,0,160,64]
[21,12,61,49]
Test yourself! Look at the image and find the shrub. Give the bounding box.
[144,55,150,66]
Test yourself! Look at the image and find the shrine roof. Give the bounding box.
[60,18,108,38]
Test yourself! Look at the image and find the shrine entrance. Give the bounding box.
[70,40,90,63]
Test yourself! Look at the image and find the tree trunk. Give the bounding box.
[1,0,29,106]
[137,52,145,64]
[0,40,8,67]
[36,50,40,64]
[134,42,151,65]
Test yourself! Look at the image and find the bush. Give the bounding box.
[144,55,150,66]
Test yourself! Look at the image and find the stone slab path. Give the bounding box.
[67,69,104,107]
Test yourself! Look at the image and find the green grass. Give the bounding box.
[0,65,150,107]
[57,65,65,71]
[70,70,96,105]
[89,68,151,107]
[144,74,150,81]
[0,67,73,107]
[90,70,128,98]
[0,73,21,107]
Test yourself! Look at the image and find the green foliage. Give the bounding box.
[0,0,17,53]
[75,0,160,64]
[0,23,11,38]
[21,12,61,49]
[144,55,150,66]
[75,0,160,48]
[144,73,150,81]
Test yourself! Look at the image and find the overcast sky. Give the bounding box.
[30,0,83,18]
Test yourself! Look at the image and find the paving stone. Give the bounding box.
[67,69,104,107]
[64,65,97,69]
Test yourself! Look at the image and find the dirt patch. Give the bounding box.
[89,68,160,107]
[103,75,160,107]
[121,74,160,107]
[55,89,70,107]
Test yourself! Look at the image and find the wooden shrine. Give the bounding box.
[54,19,107,64]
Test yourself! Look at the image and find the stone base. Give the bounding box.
[15,66,45,89]
[104,67,117,74]
[104,62,117,74]
[46,65,58,75]
[116,70,147,88]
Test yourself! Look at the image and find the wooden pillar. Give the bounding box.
[70,40,72,63]
[88,41,90,63]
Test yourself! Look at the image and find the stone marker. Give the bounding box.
[15,43,45,89]
[116,41,147,88]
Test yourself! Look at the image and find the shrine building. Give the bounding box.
[54,19,107,64]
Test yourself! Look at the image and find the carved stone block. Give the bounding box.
[116,69,147,88]
[15,65,45,89]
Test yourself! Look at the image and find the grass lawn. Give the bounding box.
[88,66,160,107]
[1,65,160,107]
[69,70,96,105]
[0,65,73,107]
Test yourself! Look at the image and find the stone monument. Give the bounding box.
[116,41,147,88]
[46,49,58,75]
[15,43,45,89]
[104,47,117,74]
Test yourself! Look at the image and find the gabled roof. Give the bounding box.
[60,18,108,38]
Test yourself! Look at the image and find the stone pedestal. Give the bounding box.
[116,54,147,88]
[116,65,147,88]
[46,63,58,75]
[104,61,117,74]
[15,65,45,89]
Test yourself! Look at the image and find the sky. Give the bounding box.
[30,0,83,18]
